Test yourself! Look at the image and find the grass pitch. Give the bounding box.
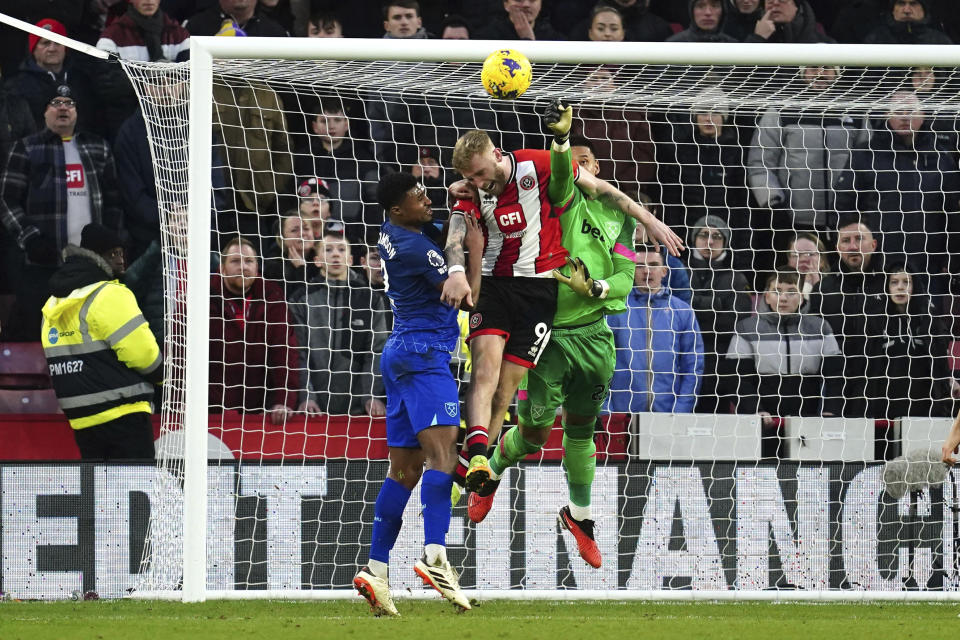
[0,599,956,640]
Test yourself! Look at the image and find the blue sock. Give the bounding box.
[421,469,453,547]
[369,477,411,564]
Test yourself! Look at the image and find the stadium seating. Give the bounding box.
[0,342,51,389]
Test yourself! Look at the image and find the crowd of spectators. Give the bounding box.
[2,0,960,449]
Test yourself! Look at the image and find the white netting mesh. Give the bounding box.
[122,53,960,598]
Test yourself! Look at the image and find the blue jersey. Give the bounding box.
[378,220,459,353]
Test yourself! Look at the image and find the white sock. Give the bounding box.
[368,559,389,580]
[424,544,446,565]
[569,503,591,522]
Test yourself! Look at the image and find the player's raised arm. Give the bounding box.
[581,170,683,257]
[544,99,683,257]
[544,98,577,209]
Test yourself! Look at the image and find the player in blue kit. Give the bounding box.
[354,171,482,616]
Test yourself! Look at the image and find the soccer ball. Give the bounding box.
[481,49,532,99]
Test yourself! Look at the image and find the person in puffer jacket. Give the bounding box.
[726,269,843,455]
[607,245,703,414]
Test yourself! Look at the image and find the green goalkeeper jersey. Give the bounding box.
[547,143,636,327]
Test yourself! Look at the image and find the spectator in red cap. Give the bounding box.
[297,176,335,236]
[6,19,100,136]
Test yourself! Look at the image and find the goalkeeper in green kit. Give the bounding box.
[466,99,644,569]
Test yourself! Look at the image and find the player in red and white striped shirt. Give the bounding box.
[440,128,681,495]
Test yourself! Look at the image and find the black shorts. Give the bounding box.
[467,276,557,369]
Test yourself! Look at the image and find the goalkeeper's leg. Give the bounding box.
[553,319,614,568]
[558,414,601,569]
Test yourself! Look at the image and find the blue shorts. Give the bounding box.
[382,346,461,448]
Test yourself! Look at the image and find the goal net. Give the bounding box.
[123,39,960,601]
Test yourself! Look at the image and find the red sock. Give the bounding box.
[465,425,489,460]
[454,455,468,486]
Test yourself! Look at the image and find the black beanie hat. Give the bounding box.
[80,223,123,255]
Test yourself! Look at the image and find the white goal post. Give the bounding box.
[121,36,960,603]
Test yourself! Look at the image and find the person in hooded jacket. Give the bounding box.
[669,0,739,42]
[40,223,162,460]
[727,269,843,457]
[685,216,753,414]
[865,0,951,44]
[723,0,764,40]
[607,245,704,414]
[865,263,960,420]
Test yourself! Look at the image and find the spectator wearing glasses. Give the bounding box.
[0,85,122,341]
[779,231,831,301]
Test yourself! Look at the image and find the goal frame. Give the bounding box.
[173,37,960,603]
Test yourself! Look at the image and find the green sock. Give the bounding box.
[562,422,596,508]
[490,426,543,477]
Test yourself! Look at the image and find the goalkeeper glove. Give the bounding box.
[544,98,573,145]
[552,256,609,299]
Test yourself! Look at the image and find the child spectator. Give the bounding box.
[727,269,843,456]
[289,228,389,416]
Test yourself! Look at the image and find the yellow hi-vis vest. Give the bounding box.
[41,280,162,430]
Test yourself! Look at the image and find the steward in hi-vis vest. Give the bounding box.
[40,223,161,460]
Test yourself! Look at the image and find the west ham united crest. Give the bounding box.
[444,402,458,417]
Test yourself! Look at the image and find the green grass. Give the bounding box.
[0,599,957,640]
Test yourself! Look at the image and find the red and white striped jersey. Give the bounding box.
[476,149,571,277]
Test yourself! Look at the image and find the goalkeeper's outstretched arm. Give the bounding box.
[543,98,683,257]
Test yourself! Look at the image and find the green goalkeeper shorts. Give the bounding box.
[517,318,615,429]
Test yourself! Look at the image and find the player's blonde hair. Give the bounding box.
[452,129,493,172]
